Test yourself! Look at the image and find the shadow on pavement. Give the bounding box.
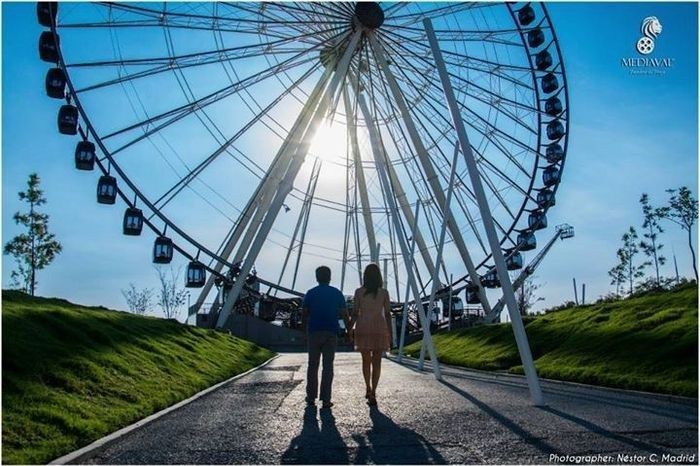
[281,405,349,464]
[440,379,562,456]
[351,406,447,464]
[539,406,670,455]
[395,357,696,424]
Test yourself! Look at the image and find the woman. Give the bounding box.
[349,263,392,406]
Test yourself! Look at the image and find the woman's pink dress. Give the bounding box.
[353,287,391,352]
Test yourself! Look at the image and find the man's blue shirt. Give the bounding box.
[303,284,346,332]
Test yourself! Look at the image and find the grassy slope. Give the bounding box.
[2,291,274,464]
[405,284,698,397]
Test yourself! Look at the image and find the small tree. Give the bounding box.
[156,267,188,320]
[121,284,154,315]
[608,263,626,296]
[639,193,667,287]
[616,227,649,295]
[3,173,62,295]
[662,187,698,281]
[514,275,544,315]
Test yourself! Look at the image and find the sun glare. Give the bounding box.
[308,121,347,161]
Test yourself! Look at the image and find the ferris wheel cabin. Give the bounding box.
[466,284,481,304]
[517,231,537,251]
[37,2,57,28]
[96,175,117,204]
[541,73,559,94]
[546,144,564,163]
[58,104,78,135]
[74,141,95,170]
[506,251,523,271]
[537,189,556,208]
[153,236,174,264]
[517,5,536,25]
[123,207,143,236]
[481,270,500,289]
[528,210,548,230]
[45,68,66,99]
[39,31,60,63]
[186,261,206,288]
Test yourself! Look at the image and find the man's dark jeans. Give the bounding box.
[306,330,337,403]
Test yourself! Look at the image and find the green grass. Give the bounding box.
[404,284,698,397]
[2,291,274,464]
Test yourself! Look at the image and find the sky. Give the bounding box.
[2,2,698,320]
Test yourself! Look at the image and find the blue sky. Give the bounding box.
[2,2,698,319]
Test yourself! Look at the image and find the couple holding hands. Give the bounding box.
[302,263,392,409]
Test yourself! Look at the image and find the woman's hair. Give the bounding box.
[362,263,383,297]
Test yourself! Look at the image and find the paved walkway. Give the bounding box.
[83,353,697,464]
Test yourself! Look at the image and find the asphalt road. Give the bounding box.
[82,352,697,464]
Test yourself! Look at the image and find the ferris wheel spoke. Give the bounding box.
[381,27,548,76]
[68,30,327,70]
[98,1,348,27]
[399,73,536,179]
[105,56,318,157]
[274,2,351,23]
[381,31,539,118]
[387,3,489,25]
[151,63,320,211]
[381,51,533,185]
[102,31,345,147]
[380,36,539,134]
[72,47,312,95]
[369,46,529,247]
[395,137,485,254]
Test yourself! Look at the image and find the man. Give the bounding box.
[301,266,349,409]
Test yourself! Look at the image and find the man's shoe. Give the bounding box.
[321,401,334,410]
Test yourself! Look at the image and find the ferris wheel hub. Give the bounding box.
[354,2,384,29]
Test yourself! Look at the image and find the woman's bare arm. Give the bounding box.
[384,289,392,335]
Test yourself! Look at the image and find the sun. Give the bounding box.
[308,120,347,161]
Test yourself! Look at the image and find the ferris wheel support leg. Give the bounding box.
[418,142,461,370]
[228,64,336,268]
[273,159,320,294]
[397,203,421,364]
[347,73,437,279]
[216,31,362,329]
[368,33,493,317]
[344,87,379,264]
[290,162,322,290]
[424,18,544,406]
[190,65,335,317]
[356,84,441,381]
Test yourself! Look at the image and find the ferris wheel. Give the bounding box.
[37,1,570,327]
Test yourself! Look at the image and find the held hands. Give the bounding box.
[346,328,354,345]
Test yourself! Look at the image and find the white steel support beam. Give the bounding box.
[229,63,335,267]
[291,162,322,290]
[343,87,379,263]
[425,18,543,405]
[272,159,320,294]
[419,142,460,370]
[190,64,334,316]
[216,31,362,328]
[369,33,493,317]
[397,202,421,363]
[356,80,441,380]
[347,73,436,278]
